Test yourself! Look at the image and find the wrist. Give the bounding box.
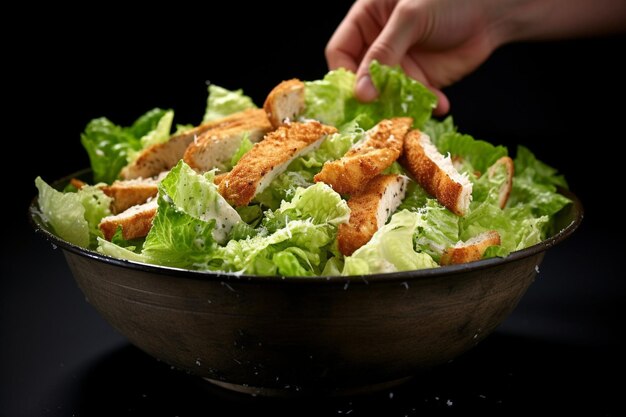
[485,0,544,46]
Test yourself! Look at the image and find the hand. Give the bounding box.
[327,0,626,115]
[326,0,506,114]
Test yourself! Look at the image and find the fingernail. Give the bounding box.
[356,75,378,102]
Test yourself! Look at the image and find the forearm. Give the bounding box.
[492,0,626,45]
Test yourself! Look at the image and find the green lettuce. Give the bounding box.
[35,178,112,247]
[139,110,174,149]
[81,108,173,183]
[217,220,331,275]
[414,199,460,262]
[304,68,356,126]
[158,161,241,244]
[508,146,571,218]
[35,177,90,247]
[142,195,218,269]
[142,161,243,269]
[304,61,437,130]
[77,185,113,245]
[343,210,438,275]
[229,133,254,167]
[203,84,256,123]
[97,237,147,263]
[425,117,508,174]
[218,184,349,276]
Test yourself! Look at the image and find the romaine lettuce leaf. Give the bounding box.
[425,117,508,174]
[217,220,333,275]
[218,184,348,276]
[229,133,254,168]
[508,146,571,218]
[343,210,438,275]
[414,199,460,262]
[139,110,174,149]
[203,84,256,123]
[81,118,140,184]
[276,182,350,226]
[97,237,147,263]
[304,68,356,126]
[35,177,90,248]
[159,161,241,244]
[81,108,173,184]
[77,184,113,245]
[304,61,437,129]
[35,177,112,248]
[142,194,218,269]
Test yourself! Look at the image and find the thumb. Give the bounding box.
[355,3,423,102]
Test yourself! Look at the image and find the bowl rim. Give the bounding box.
[30,169,583,284]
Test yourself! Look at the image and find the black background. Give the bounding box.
[3,2,625,416]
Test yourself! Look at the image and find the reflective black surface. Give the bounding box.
[5,2,626,415]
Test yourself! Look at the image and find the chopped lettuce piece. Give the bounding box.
[203,84,256,123]
[363,60,437,128]
[304,68,356,126]
[174,124,194,134]
[81,108,173,183]
[77,184,113,245]
[81,118,140,184]
[229,133,254,168]
[508,146,571,218]
[425,117,508,174]
[139,110,174,149]
[35,177,112,248]
[216,219,332,276]
[414,199,460,262]
[276,183,350,226]
[35,177,90,248]
[142,195,218,269]
[159,161,241,244]
[218,184,348,276]
[343,210,438,275]
[304,61,436,129]
[97,237,147,263]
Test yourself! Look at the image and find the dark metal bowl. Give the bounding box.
[29,170,583,396]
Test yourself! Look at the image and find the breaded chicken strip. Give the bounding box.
[401,130,473,216]
[338,174,409,256]
[263,79,305,128]
[314,118,412,195]
[71,175,165,214]
[99,200,158,241]
[120,109,265,180]
[487,156,514,209]
[183,109,272,173]
[101,179,159,214]
[219,121,337,206]
[440,230,501,265]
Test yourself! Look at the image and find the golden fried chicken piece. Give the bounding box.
[314,117,412,195]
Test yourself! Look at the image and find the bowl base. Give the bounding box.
[203,376,413,397]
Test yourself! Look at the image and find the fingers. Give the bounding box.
[326,1,381,72]
[432,89,450,116]
[355,3,421,101]
[326,20,362,72]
